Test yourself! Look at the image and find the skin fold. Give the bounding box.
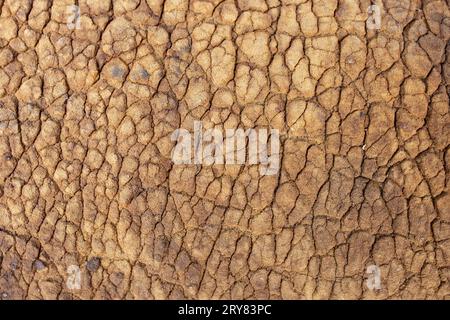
[0,0,449,299]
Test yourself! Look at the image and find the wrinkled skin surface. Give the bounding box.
[0,0,449,300]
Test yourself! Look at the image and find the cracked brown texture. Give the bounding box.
[0,0,449,300]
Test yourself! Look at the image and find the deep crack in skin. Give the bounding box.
[0,0,449,300]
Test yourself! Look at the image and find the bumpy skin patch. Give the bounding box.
[0,0,449,300]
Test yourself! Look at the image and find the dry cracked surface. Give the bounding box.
[0,0,449,300]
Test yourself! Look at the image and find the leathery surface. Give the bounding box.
[0,0,449,299]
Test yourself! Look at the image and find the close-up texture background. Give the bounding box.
[0,0,449,300]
